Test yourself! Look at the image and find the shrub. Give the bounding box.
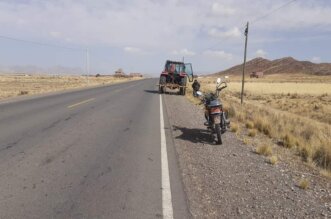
[245,121,254,129]
[283,134,296,149]
[248,129,257,137]
[320,170,331,178]
[236,112,245,122]
[299,146,311,162]
[19,90,29,95]
[298,178,309,190]
[313,145,331,170]
[227,104,236,118]
[230,123,239,133]
[253,117,272,137]
[255,145,272,156]
[268,155,278,165]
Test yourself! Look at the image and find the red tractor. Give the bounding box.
[159,60,194,95]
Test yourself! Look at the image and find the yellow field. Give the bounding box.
[0,75,141,100]
[227,82,331,95]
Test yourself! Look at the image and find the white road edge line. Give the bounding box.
[160,95,174,219]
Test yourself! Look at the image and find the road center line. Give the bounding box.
[67,98,95,109]
[160,95,174,219]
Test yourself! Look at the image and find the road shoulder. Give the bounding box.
[164,94,331,218]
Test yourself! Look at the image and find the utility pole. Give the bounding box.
[86,48,90,85]
[241,22,249,105]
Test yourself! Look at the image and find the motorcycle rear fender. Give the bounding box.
[209,107,222,115]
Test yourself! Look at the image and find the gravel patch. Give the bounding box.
[163,94,331,218]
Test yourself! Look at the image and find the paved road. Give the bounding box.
[0,79,189,218]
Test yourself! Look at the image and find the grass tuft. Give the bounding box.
[230,123,239,133]
[298,178,309,190]
[267,155,278,165]
[248,129,257,137]
[243,137,249,145]
[320,170,331,179]
[255,145,273,156]
[283,134,296,149]
[313,145,331,170]
[245,121,254,129]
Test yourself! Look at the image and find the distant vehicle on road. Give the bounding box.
[159,60,194,95]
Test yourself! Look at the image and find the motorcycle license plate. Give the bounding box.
[213,115,220,124]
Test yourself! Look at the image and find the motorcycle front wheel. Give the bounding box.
[215,124,222,145]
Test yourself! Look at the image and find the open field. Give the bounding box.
[212,73,331,83]
[225,82,331,95]
[188,74,331,174]
[0,74,141,100]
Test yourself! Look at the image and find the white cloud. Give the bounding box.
[203,50,233,60]
[172,48,196,56]
[255,49,267,58]
[311,56,321,63]
[208,27,241,39]
[211,3,236,16]
[124,46,142,54]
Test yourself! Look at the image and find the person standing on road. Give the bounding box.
[192,79,200,97]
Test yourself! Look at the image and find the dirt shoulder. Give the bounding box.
[163,94,331,218]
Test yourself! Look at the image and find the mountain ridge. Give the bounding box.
[213,57,331,76]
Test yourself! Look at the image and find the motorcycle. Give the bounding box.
[196,78,230,145]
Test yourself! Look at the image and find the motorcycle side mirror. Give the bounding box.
[216,78,222,88]
[196,91,203,96]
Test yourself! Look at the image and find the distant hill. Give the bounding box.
[214,57,331,76]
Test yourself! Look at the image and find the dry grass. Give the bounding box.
[0,74,141,100]
[242,137,250,145]
[320,170,331,179]
[220,73,331,83]
[230,123,239,133]
[248,129,257,137]
[267,155,278,165]
[226,82,331,95]
[191,76,331,174]
[255,144,273,156]
[298,178,309,190]
[245,121,254,129]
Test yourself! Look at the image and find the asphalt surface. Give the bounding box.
[0,79,189,219]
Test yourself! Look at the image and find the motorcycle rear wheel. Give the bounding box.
[215,124,222,145]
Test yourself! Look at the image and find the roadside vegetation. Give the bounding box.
[186,74,331,176]
[0,75,141,100]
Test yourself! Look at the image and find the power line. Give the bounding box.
[202,0,298,51]
[251,0,298,24]
[0,34,82,51]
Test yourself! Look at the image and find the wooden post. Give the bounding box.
[241,22,249,105]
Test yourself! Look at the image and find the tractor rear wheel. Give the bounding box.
[179,77,187,95]
[159,76,166,94]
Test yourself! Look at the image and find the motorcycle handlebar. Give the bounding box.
[217,84,227,91]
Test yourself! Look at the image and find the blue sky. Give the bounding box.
[0,0,331,75]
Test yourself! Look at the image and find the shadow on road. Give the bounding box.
[172,125,214,144]
[144,90,160,94]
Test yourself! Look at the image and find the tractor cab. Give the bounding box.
[163,60,193,83]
